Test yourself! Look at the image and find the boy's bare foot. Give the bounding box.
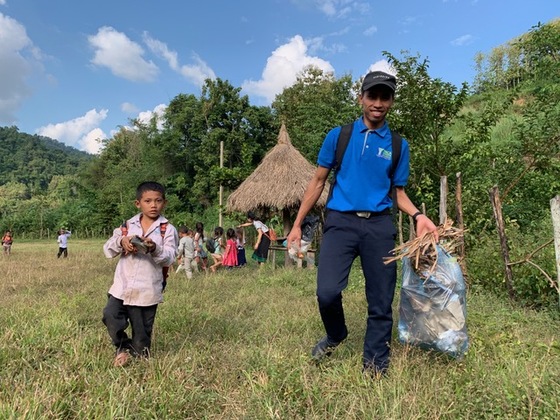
[113,351,130,367]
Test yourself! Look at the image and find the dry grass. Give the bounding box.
[0,240,559,419]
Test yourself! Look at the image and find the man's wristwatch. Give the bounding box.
[412,211,423,222]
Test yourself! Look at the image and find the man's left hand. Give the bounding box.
[416,215,439,242]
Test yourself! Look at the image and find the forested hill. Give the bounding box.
[0,126,92,191]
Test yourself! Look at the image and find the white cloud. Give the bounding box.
[318,1,337,16]
[0,13,34,124]
[306,36,347,55]
[88,27,158,82]
[367,60,397,77]
[242,35,334,104]
[0,1,7,5]
[451,34,475,46]
[136,103,167,130]
[177,54,216,87]
[36,109,108,153]
[143,33,215,88]
[121,102,139,114]
[143,34,179,70]
[81,128,106,154]
[364,26,378,36]
[290,0,369,17]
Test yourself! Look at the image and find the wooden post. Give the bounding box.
[489,185,515,300]
[283,208,291,267]
[550,195,560,307]
[455,172,467,276]
[219,141,224,227]
[439,175,448,225]
[270,248,277,269]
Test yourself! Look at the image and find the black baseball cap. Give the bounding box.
[361,71,397,93]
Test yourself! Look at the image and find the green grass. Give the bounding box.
[0,240,559,419]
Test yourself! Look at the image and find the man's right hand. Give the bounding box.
[287,226,302,251]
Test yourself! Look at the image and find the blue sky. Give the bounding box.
[1,0,557,154]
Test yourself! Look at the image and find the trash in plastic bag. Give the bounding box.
[283,215,319,265]
[398,245,469,358]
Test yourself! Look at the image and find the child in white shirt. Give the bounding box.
[102,181,178,367]
[176,226,197,279]
[56,229,71,258]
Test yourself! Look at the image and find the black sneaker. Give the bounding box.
[311,335,344,361]
[362,364,387,380]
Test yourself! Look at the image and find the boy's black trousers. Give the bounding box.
[102,294,158,357]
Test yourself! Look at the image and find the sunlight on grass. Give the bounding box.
[0,240,559,418]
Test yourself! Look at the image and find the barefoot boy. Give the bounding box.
[102,181,178,367]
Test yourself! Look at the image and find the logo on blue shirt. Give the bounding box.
[377,148,391,160]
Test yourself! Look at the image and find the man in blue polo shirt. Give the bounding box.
[288,70,438,376]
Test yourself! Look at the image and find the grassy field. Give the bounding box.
[0,240,559,419]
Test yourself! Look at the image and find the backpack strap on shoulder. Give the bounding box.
[159,222,170,288]
[159,222,168,239]
[120,221,128,237]
[390,130,403,215]
[334,123,354,172]
[327,123,354,202]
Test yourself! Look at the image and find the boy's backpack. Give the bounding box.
[206,238,217,253]
[329,123,402,213]
[121,221,170,291]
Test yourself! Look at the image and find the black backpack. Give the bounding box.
[329,123,402,213]
[206,238,217,253]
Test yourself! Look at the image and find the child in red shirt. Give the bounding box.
[221,228,238,269]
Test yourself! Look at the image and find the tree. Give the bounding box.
[272,66,359,162]
[189,78,276,211]
[382,51,469,214]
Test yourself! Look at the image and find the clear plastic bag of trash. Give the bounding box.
[398,245,469,358]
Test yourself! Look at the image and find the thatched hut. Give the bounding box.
[227,123,330,235]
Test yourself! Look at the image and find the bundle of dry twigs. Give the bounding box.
[384,218,465,277]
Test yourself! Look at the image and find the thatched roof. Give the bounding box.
[227,123,330,212]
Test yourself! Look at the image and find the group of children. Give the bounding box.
[176,225,247,276]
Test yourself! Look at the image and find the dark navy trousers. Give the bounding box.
[316,210,397,371]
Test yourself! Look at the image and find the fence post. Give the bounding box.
[489,185,515,300]
[439,175,448,225]
[550,195,560,307]
[455,172,467,277]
